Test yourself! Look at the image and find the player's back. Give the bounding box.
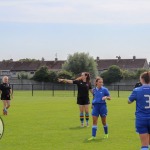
[135,85,150,120]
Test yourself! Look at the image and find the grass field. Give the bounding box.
[0,91,140,150]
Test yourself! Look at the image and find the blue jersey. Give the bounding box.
[92,86,110,104]
[128,85,150,120]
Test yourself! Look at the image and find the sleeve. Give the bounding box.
[128,90,137,103]
[9,83,11,89]
[0,84,2,90]
[104,88,110,96]
[73,80,79,85]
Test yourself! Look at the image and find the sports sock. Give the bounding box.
[85,113,89,123]
[80,112,84,124]
[4,108,7,111]
[141,146,149,150]
[92,125,97,137]
[103,124,108,134]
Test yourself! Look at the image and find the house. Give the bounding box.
[0,56,149,79]
[96,56,149,74]
[0,58,65,79]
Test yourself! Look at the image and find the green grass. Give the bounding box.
[0,91,140,150]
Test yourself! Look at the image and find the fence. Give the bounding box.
[10,83,135,97]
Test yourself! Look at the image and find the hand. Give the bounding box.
[102,96,107,100]
[58,78,64,82]
[11,95,13,99]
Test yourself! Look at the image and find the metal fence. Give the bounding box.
[10,83,135,97]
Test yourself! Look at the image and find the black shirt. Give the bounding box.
[73,80,92,98]
[0,83,11,96]
[134,82,142,88]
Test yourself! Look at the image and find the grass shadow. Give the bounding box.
[69,126,88,130]
[83,137,105,143]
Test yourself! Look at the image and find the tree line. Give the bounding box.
[19,52,149,84]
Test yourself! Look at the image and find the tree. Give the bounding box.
[62,52,98,78]
[32,66,49,82]
[135,68,148,78]
[18,58,39,62]
[18,71,29,79]
[48,71,58,83]
[101,65,123,84]
[57,70,73,80]
[122,70,136,79]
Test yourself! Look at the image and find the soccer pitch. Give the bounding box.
[0,91,140,150]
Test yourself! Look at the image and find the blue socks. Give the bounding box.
[92,125,97,137]
[103,124,108,134]
[141,146,148,150]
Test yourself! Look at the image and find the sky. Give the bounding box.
[0,0,150,62]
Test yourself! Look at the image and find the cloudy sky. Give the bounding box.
[0,0,150,62]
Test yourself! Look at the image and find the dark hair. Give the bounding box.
[84,72,90,83]
[75,72,91,84]
[140,71,150,84]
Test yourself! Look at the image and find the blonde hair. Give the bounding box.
[95,76,103,86]
[2,76,9,83]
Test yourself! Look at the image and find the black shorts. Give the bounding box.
[1,95,11,100]
[77,97,90,105]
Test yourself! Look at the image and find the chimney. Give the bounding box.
[133,56,136,61]
[116,56,121,62]
[55,53,58,62]
[55,57,58,62]
[96,56,100,61]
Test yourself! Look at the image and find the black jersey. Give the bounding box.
[134,82,142,88]
[0,83,11,100]
[73,80,92,98]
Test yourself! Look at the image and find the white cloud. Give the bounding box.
[0,0,150,24]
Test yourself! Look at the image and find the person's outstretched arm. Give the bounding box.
[58,78,73,84]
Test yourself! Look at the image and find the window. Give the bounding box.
[30,72,34,74]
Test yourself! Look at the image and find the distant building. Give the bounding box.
[0,59,65,79]
[96,56,149,74]
[0,56,149,79]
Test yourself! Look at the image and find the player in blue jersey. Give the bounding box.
[128,72,150,150]
[88,77,111,140]
[58,72,92,127]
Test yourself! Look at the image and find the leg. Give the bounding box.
[148,134,150,148]
[101,116,108,138]
[6,100,10,109]
[79,105,85,127]
[84,104,89,126]
[101,116,106,126]
[2,100,7,115]
[88,116,98,140]
[139,133,149,150]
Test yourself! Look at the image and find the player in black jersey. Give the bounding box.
[0,76,13,115]
[58,72,92,127]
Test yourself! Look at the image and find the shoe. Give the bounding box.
[88,136,96,141]
[3,109,7,115]
[86,122,89,127]
[81,123,84,128]
[103,134,108,139]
